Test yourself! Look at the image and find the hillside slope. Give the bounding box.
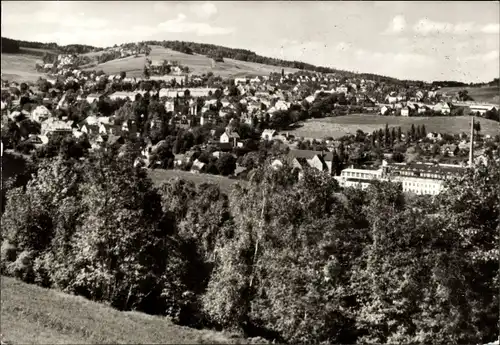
[288,114,500,140]
[0,276,259,344]
[1,48,52,83]
[439,85,500,105]
[83,45,303,78]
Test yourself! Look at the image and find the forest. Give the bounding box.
[1,142,498,344]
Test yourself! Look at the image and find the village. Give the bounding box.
[2,50,500,196]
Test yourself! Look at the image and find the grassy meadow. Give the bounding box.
[147,168,247,194]
[288,114,500,140]
[439,85,500,105]
[0,276,258,344]
[82,45,303,78]
[1,49,47,83]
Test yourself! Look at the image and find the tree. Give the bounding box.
[410,124,416,141]
[331,150,342,176]
[384,124,390,147]
[216,153,237,176]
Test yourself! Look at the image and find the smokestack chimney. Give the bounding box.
[468,115,474,168]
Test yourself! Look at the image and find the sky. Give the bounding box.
[2,1,499,83]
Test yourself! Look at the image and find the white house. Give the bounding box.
[261,129,277,141]
[220,130,240,147]
[165,100,175,112]
[401,106,410,117]
[380,105,390,115]
[433,102,451,115]
[31,105,51,123]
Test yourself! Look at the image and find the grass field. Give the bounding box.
[149,45,303,77]
[1,50,46,83]
[84,45,303,78]
[0,276,257,344]
[148,168,247,194]
[439,85,500,105]
[82,55,147,77]
[288,114,500,140]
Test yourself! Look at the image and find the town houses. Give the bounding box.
[1,43,498,192]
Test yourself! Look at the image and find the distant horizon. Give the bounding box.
[2,1,499,84]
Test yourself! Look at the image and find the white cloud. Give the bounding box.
[383,15,406,34]
[414,19,500,35]
[3,10,108,29]
[158,13,234,36]
[464,50,499,62]
[335,42,352,51]
[481,23,500,34]
[190,2,218,20]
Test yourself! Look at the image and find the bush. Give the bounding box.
[6,250,35,283]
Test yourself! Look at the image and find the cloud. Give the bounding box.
[335,42,352,51]
[481,23,500,34]
[158,13,234,36]
[383,15,406,34]
[3,9,108,29]
[464,50,499,62]
[413,19,500,35]
[190,2,218,20]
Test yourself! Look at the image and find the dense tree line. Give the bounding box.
[1,37,97,54]
[1,143,498,344]
[1,37,20,53]
[141,40,406,84]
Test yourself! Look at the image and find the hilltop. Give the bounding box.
[1,36,415,83]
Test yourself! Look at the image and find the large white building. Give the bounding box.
[335,166,384,190]
[335,161,466,195]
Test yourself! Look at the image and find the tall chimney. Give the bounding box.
[468,115,474,168]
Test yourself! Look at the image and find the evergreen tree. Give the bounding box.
[410,124,416,141]
[377,129,384,148]
[390,127,396,147]
[384,124,390,147]
[331,150,342,176]
[397,127,402,142]
[338,141,346,164]
[421,124,427,138]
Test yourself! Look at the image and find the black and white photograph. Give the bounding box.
[0,1,499,344]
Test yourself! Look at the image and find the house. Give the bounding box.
[380,105,390,115]
[442,144,459,156]
[109,91,139,101]
[80,123,100,136]
[31,105,51,123]
[191,159,205,173]
[99,123,121,135]
[261,129,277,141]
[164,100,175,113]
[418,105,430,114]
[433,102,451,115]
[41,119,72,136]
[426,132,442,141]
[220,129,240,147]
[288,150,332,173]
[86,93,102,104]
[401,106,410,117]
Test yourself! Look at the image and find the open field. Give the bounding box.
[439,85,500,105]
[82,54,147,77]
[149,45,302,77]
[148,168,247,193]
[288,114,500,140]
[84,45,303,78]
[1,51,46,83]
[0,276,254,344]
